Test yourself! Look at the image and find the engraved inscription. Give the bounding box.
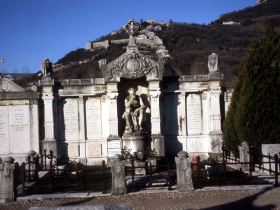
[68,144,79,157]
[87,142,102,156]
[108,141,121,149]
[9,106,30,153]
[0,107,9,153]
[64,98,79,140]
[86,98,102,139]
[187,94,202,135]
[108,148,121,157]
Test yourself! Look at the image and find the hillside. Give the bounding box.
[51,0,280,87]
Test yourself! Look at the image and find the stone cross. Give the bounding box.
[124,19,140,46]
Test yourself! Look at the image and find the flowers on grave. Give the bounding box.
[121,146,157,162]
[67,160,84,170]
[55,155,68,166]
[191,156,198,164]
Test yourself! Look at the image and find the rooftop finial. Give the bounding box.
[124,19,140,46]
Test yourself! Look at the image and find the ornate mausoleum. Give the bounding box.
[0,19,226,164]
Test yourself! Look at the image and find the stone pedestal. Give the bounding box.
[175,151,194,191]
[122,134,148,153]
[111,154,127,195]
[149,81,165,156]
[41,77,57,156]
[0,157,16,203]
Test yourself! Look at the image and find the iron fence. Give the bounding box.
[15,150,108,199]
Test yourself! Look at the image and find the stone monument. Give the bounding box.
[175,151,194,191]
[208,53,219,73]
[122,87,148,153]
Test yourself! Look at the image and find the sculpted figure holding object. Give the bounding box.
[122,87,146,135]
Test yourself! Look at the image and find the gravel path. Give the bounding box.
[1,188,280,210]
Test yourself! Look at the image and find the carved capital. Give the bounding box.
[107,92,119,100]
[149,91,161,98]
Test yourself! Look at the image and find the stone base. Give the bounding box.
[122,134,148,153]
[111,188,127,195]
[0,198,14,204]
[42,140,58,156]
[177,185,194,192]
[151,135,165,157]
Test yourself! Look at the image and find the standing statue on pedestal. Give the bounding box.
[41,58,53,77]
[122,88,146,135]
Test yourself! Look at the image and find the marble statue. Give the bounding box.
[41,58,53,77]
[208,53,219,73]
[122,88,147,134]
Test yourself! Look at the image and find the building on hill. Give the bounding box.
[0,19,232,165]
[255,0,267,6]
[145,19,157,24]
[223,21,241,25]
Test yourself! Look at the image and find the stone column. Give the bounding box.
[209,82,222,153]
[78,96,86,163]
[107,83,120,138]
[42,84,57,156]
[209,82,222,134]
[0,157,16,203]
[149,81,165,156]
[175,151,194,191]
[111,154,127,195]
[106,83,121,164]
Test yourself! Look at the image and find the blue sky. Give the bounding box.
[0,0,257,73]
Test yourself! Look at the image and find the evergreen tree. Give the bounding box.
[223,25,280,151]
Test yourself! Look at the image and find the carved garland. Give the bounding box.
[109,52,158,79]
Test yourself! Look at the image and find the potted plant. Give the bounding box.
[67,160,84,183]
[54,155,68,177]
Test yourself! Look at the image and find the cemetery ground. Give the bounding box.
[1,188,280,209]
[1,165,279,209]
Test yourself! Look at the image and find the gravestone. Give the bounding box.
[240,141,250,171]
[187,94,202,135]
[0,157,16,203]
[63,98,79,140]
[86,98,102,139]
[0,77,40,163]
[175,151,194,191]
[262,144,280,174]
[111,154,127,195]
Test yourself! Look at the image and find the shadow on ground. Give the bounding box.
[202,187,276,210]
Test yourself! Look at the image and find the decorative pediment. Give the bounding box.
[100,19,164,83]
[102,51,162,82]
[0,78,37,93]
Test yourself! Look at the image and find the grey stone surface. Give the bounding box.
[0,157,15,203]
[179,74,223,82]
[262,144,280,174]
[111,154,127,195]
[240,141,250,171]
[151,135,165,157]
[29,203,132,210]
[175,151,194,191]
